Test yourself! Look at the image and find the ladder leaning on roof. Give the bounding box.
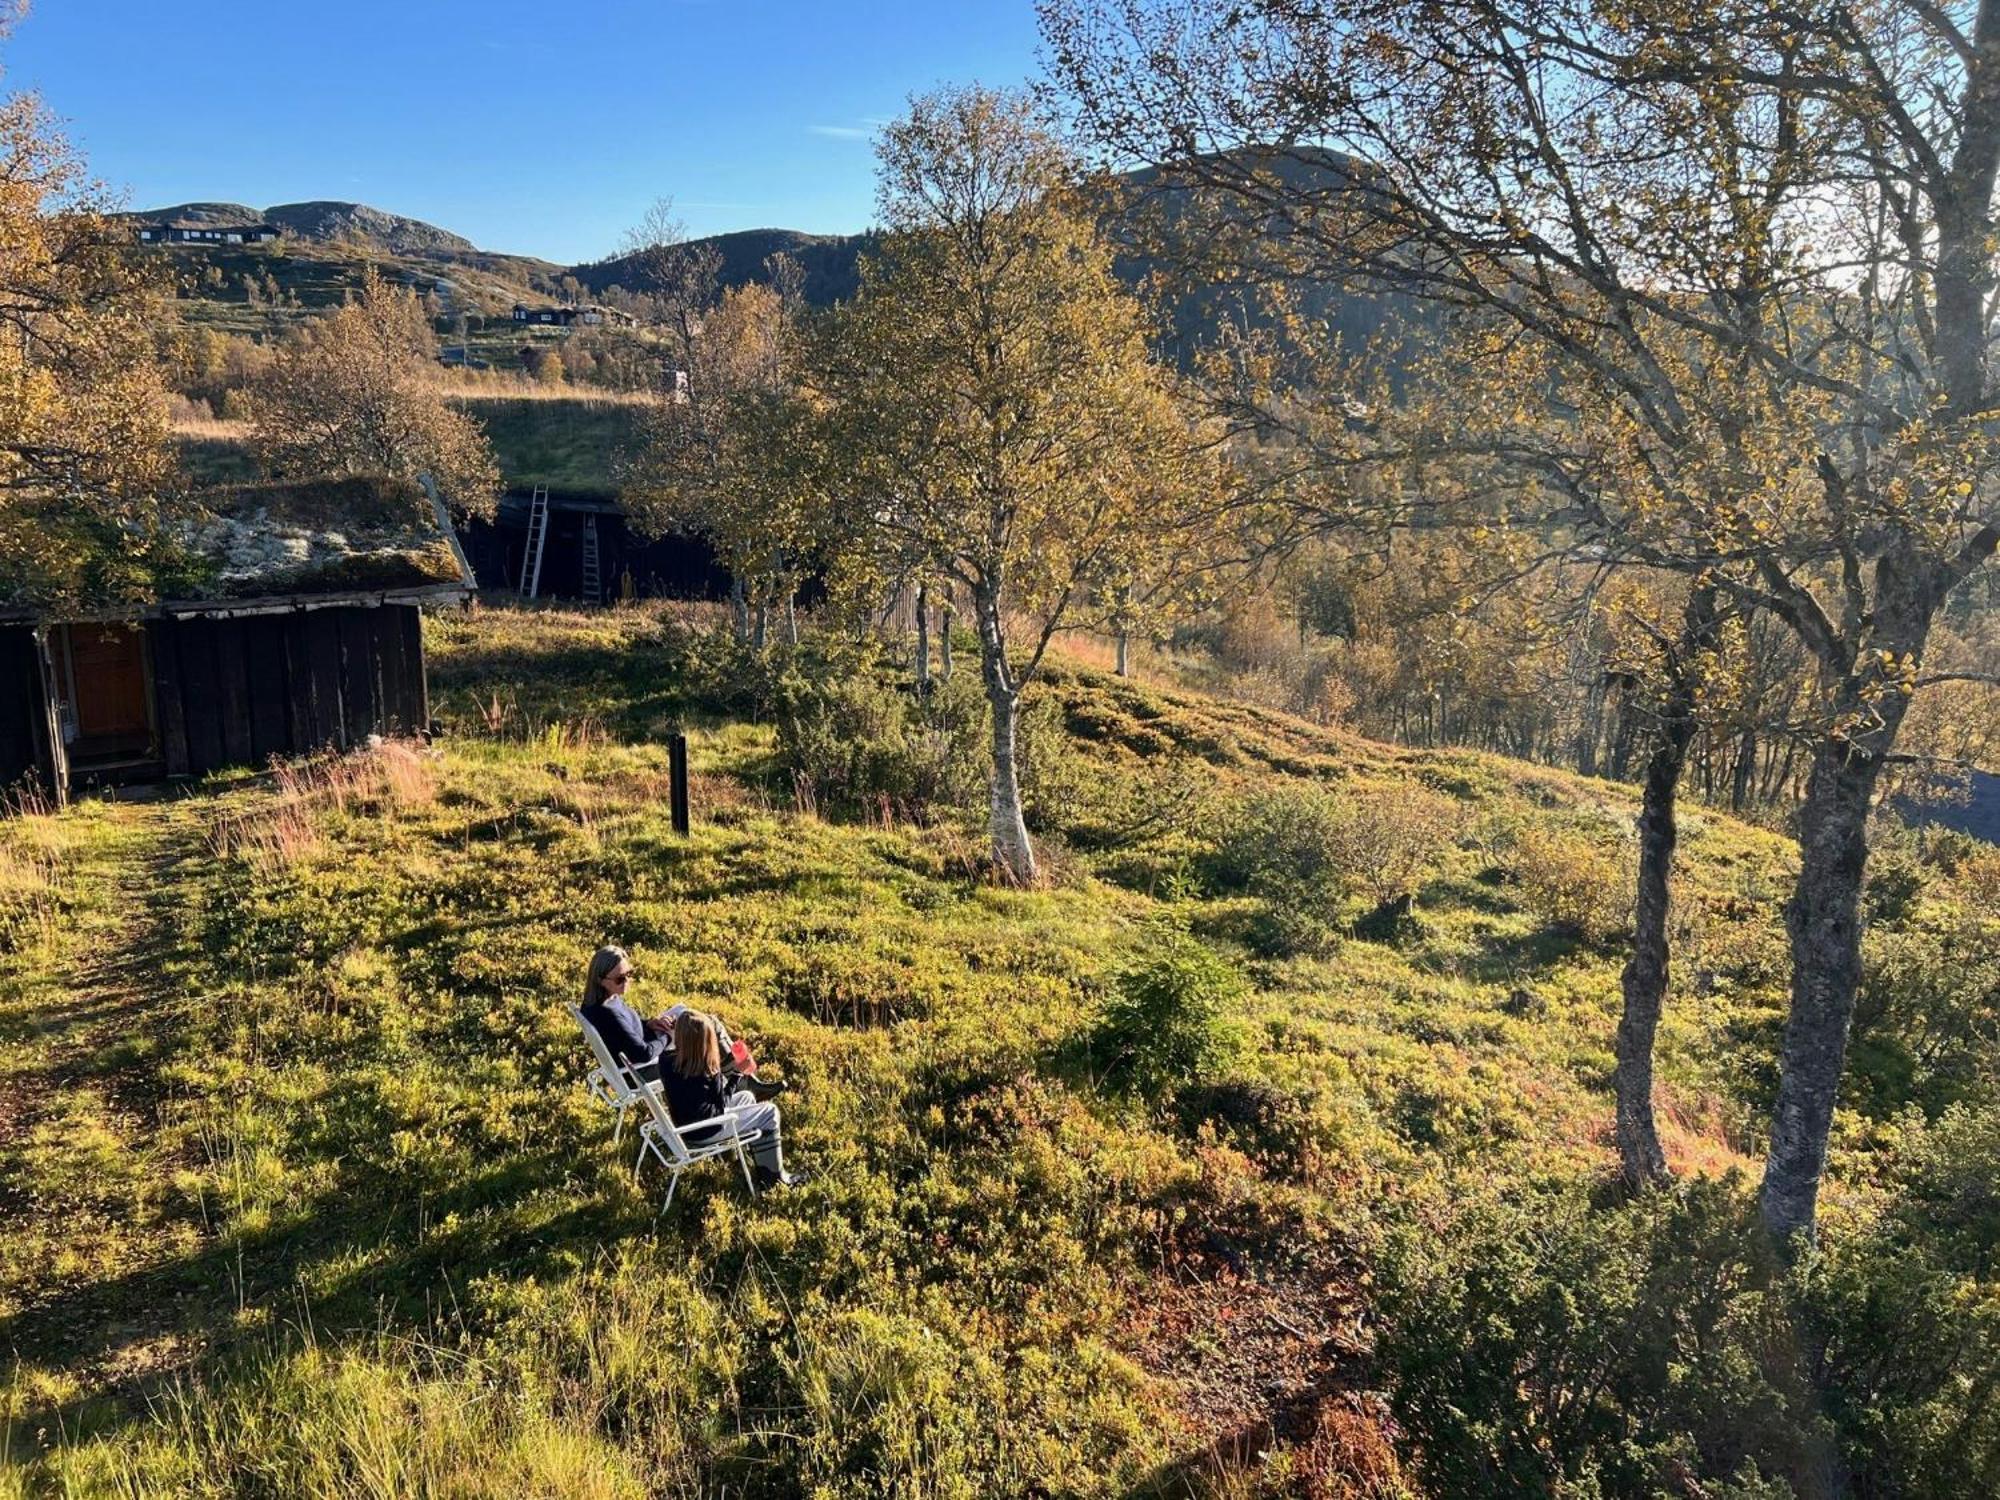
[520,485,551,599]
[580,513,602,604]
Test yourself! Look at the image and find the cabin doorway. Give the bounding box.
[57,623,158,768]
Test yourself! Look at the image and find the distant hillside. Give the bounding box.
[138,163,1410,372]
[575,227,872,306]
[132,199,480,257]
[263,201,476,255]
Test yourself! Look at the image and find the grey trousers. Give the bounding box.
[725,1090,785,1175]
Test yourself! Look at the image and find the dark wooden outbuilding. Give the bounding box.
[2,475,473,805]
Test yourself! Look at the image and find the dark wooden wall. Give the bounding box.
[150,604,429,777]
[0,626,53,794]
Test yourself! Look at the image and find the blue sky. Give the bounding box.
[7,0,1044,264]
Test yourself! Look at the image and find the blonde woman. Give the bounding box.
[664,1011,802,1190]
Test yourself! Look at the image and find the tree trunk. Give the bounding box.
[986,684,1036,884]
[730,576,749,644]
[915,579,931,689]
[972,583,1036,884]
[1614,588,1719,1190]
[753,602,767,652]
[940,592,954,681]
[1115,626,1130,677]
[1731,728,1757,812]
[1761,542,1955,1243]
[1760,737,1886,1241]
[784,592,798,647]
[1576,677,1602,778]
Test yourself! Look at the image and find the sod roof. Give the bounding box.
[173,475,471,601]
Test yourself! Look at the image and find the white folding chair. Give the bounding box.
[569,1003,662,1151]
[630,1078,765,1214]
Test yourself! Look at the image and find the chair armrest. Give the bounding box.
[676,1107,761,1142]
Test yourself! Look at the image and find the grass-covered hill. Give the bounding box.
[3,603,1994,1496]
[171,391,651,497]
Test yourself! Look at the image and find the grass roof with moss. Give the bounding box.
[171,474,469,601]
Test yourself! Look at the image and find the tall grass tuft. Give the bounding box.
[0,803,72,960]
[208,741,437,874]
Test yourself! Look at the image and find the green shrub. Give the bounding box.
[1803,1180,2000,1496]
[771,654,985,821]
[1015,690,1092,837]
[1090,930,1243,1101]
[1508,821,1631,942]
[1377,1172,2000,1499]
[1878,1103,2000,1278]
[1851,911,2000,1116]
[1375,1178,1824,1497]
[1208,782,1348,893]
[1209,781,1461,954]
[1209,783,1352,955]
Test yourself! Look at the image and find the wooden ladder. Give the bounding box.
[520,486,550,599]
[579,513,602,604]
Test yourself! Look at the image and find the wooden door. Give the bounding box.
[62,624,156,762]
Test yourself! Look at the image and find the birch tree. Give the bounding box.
[1045,0,2000,1240]
[251,269,498,516]
[820,85,1226,883]
[0,64,174,606]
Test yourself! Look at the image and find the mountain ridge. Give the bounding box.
[129,199,480,256]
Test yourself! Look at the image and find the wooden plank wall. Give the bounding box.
[0,626,46,791]
[146,604,430,776]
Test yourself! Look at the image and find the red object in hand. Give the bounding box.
[730,1039,756,1076]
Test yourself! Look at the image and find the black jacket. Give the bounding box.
[662,1067,732,1135]
[580,996,670,1083]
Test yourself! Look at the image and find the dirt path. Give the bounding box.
[0,794,214,1389]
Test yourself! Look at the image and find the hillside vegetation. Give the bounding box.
[170,390,648,496]
[2,604,1994,1496]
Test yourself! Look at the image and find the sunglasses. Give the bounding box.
[606,967,636,984]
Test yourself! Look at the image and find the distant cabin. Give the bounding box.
[136,222,281,245]
[1,476,474,806]
[511,303,628,328]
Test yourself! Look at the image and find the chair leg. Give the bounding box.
[736,1138,758,1196]
[612,1103,626,1147]
[661,1167,682,1215]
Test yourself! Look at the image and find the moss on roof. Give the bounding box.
[172,475,469,600]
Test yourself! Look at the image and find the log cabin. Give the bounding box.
[1,475,474,806]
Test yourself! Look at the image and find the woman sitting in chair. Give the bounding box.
[579,944,782,1099]
[666,1011,803,1190]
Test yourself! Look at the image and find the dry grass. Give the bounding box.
[0,809,71,959]
[444,378,658,406]
[207,741,438,874]
[169,415,254,443]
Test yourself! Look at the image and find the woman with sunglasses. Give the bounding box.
[578,944,783,1099]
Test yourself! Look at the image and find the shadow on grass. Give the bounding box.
[0,1108,737,1457]
[1462,924,1593,981]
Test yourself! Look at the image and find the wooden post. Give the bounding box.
[668,732,690,836]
